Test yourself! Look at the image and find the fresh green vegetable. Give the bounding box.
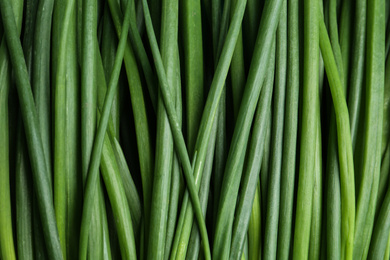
[1,0,389,259]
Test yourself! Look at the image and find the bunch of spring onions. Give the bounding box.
[0,0,389,259]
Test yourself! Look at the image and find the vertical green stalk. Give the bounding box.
[339,0,352,83]
[107,0,154,230]
[377,56,390,216]
[368,186,390,259]
[248,184,261,260]
[118,0,157,109]
[17,12,37,257]
[185,123,217,260]
[326,129,342,260]
[260,111,272,216]
[319,15,356,260]
[32,0,55,254]
[52,0,77,257]
[0,43,16,260]
[81,0,97,184]
[347,0,366,149]
[230,32,245,120]
[0,0,64,257]
[141,0,248,257]
[182,0,203,156]
[263,1,287,258]
[0,1,25,260]
[309,120,322,260]
[385,234,390,260]
[147,0,178,257]
[78,1,136,259]
[100,134,137,259]
[325,0,349,255]
[229,39,275,260]
[111,137,142,234]
[230,0,246,119]
[242,0,262,64]
[276,0,300,257]
[292,0,319,258]
[213,0,284,257]
[80,0,105,259]
[212,0,231,224]
[32,0,54,184]
[164,53,182,260]
[354,0,385,258]
[325,6,350,257]
[15,123,34,260]
[101,6,121,139]
[65,5,82,259]
[328,0,345,85]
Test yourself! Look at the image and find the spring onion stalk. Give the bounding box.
[185,125,217,260]
[260,111,272,217]
[115,0,158,109]
[309,118,323,260]
[292,0,319,258]
[2,0,390,258]
[111,137,142,232]
[324,0,349,255]
[328,0,345,85]
[377,56,390,216]
[101,7,121,139]
[32,0,54,184]
[52,0,77,257]
[16,14,37,258]
[211,0,221,55]
[347,0,366,150]
[381,56,390,159]
[78,0,135,259]
[169,154,199,260]
[0,40,17,260]
[248,184,261,260]
[107,0,155,228]
[171,1,248,257]
[168,0,251,256]
[211,0,231,229]
[22,0,50,255]
[242,0,262,64]
[80,0,110,258]
[210,0,231,233]
[182,0,204,156]
[64,7,82,259]
[141,0,212,257]
[354,0,385,258]
[0,2,23,259]
[163,51,183,260]
[230,38,275,260]
[324,7,349,257]
[276,0,300,257]
[164,155,181,260]
[385,234,390,260]
[368,185,390,259]
[319,15,356,260]
[213,0,284,258]
[97,15,140,256]
[100,133,137,259]
[326,129,342,260]
[263,1,287,258]
[230,0,246,119]
[0,0,64,258]
[15,122,34,260]
[147,0,179,256]
[141,0,253,257]
[339,0,352,83]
